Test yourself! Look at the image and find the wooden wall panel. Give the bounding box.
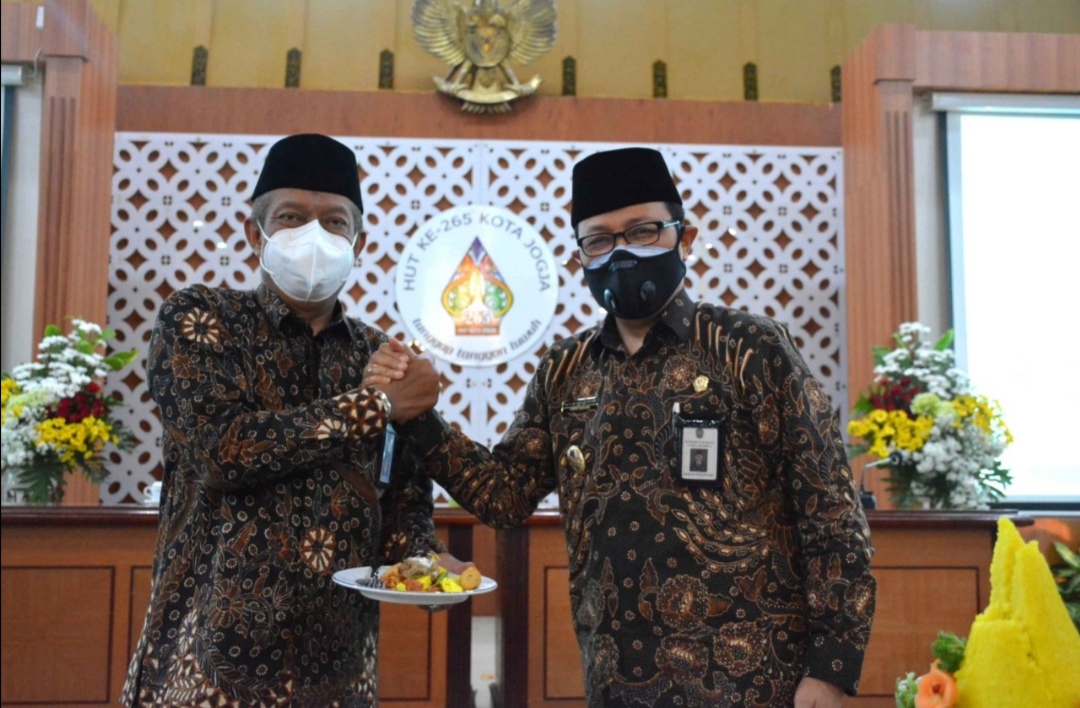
[915,30,1080,93]
[529,523,583,707]
[543,567,581,700]
[1,509,477,708]
[472,524,498,616]
[128,566,153,660]
[860,568,980,695]
[114,86,842,147]
[1,567,115,704]
[0,3,42,62]
[378,603,439,701]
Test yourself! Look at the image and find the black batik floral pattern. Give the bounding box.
[402,292,875,706]
[122,284,443,707]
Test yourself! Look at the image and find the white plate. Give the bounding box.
[332,566,498,606]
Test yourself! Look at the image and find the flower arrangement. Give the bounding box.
[1,320,135,504]
[847,322,1013,509]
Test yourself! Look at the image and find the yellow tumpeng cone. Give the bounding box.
[954,518,1080,707]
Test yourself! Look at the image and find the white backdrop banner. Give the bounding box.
[397,205,557,367]
[104,134,846,505]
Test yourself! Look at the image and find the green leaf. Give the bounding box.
[934,329,955,351]
[931,631,966,674]
[845,445,871,464]
[894,672,919,708]
[103,350,137,371]
[851,394,875,418]
[16,459,66,504]
[101,327,116,340]
[43,324,62,338]
[1053,541,1080,570]
[872,346,891,367]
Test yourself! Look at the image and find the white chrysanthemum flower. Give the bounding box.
[71,319,102,335]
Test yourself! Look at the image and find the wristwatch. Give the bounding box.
[373,389,392,422]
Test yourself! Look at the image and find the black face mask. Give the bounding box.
[582,240,686,320]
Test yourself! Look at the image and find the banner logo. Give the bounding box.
[396,206,557,367]
[443,238,514,335]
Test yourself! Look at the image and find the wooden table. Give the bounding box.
[0,506,480,708]
[493,509,1033,708]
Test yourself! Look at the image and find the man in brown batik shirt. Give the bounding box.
[370,148,875,707]
[122,134,456,707]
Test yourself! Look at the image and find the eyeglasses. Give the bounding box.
[575,220,682,257]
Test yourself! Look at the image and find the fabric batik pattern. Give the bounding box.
[122,284,443,707]
[402,291,875,706]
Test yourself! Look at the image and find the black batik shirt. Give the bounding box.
[401,291,875,707]
[122,284,443,708]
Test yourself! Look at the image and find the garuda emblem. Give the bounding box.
[412,0,557,114]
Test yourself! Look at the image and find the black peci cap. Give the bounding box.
[251,133,363,212]
[571,147,681,227]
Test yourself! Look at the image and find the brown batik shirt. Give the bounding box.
[122,284,443,708]
[401,291,875,707]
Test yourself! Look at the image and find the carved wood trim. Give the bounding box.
[114,86,842,147]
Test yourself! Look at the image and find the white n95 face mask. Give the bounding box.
[259,220,356,303]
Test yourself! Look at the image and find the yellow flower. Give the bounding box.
[869,439,889,458]
[1,378,18,407]
[35,416,114,465]
[847,418,872,438]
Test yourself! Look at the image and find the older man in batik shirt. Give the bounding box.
[372,148,875,707]
[122,134,447,707]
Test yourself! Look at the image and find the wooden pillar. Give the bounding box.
[841,24,918,409]
[841,25,919,508]
[3,0,119,505]
[35,0,117,342]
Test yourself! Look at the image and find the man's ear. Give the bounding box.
[353,230,367,258]
[244,217,262,255]
[680,224,699,258]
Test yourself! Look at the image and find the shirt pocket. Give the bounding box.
[664,381,731,489]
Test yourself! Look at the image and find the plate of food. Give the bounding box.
[332,556,497,607]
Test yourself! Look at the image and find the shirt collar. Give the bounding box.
[596,289,697,352]
[256,284,353,341]
[256,283,293,331]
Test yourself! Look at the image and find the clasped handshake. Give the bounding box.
[362,339,440,424]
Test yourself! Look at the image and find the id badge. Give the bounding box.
[675,413,724,484]
[377,424,396,489]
